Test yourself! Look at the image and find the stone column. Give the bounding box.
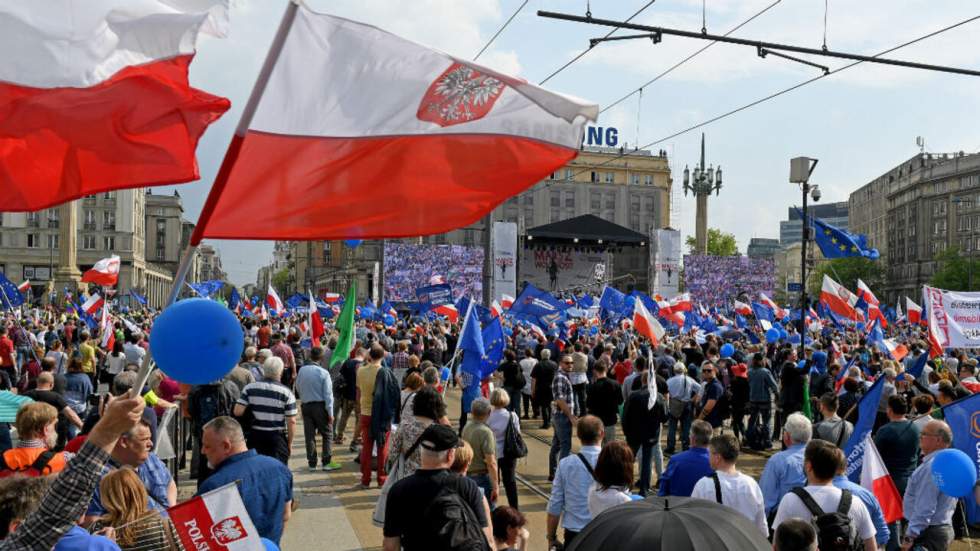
[53,200,82,292]
[695,192,709,254]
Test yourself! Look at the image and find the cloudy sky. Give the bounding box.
[165,0,980,285]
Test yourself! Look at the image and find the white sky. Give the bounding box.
[161,0,980,285]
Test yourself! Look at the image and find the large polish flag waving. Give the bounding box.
[81,256,121,286]
[0,1,231,211]
[191,3,597,243]
[859,435,903,523]
[820,275,860,320]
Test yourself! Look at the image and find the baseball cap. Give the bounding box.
[419,424,461,452]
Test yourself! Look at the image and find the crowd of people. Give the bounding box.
[382,243,484,301]
[0,298,977,551]
[683,255,776,306]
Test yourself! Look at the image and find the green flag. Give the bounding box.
[328,282,357,370]
[802,373,813,420]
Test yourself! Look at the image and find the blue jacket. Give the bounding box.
[748,365,777,403]
[370,367,400,446]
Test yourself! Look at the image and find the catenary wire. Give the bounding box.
[539,0,657,85]
[474,0,530,60]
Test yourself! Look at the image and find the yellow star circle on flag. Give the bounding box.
[839,244,847,251]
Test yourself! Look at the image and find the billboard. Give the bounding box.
[683,254,775,306]
[491,222,517,301]
[383,242,483,302]
[523,248,607,293]
[649,229,681,299]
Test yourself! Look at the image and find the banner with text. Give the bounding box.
[492,222,517,302]
[416,283,454,309]
[924,285,980,348]
[523,248,607,293]
[649,228,680,299]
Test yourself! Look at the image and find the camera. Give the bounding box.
[810,185,821,202]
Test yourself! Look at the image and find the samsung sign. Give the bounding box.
[585,126,619,147]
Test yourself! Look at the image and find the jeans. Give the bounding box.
[333,397,357,443]
[748,402,772,436]
[498,456,519,509]
[666,408,692,453]
[549,413,573,478]
[301,402,333,467]
[633,440,664,496]
[359,415,389,486]
[0,423,10,454]
[572,383,587,416]
[469,472,495,509]
[505,387,523,418]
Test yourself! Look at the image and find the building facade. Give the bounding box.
[747,238,781,259]
[779,202,849,245]
[850,151,980,302]
[1,191,172,306]
[145,190,202,286]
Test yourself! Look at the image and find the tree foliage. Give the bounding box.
[807,257,885,296]
[272,267,291,293]
[930,247,980,291]
[685,228,738,256]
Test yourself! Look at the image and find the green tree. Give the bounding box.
[685,228,738,256]
[807,257,885,296]
[930,247,980,291]
[272,267,291,293]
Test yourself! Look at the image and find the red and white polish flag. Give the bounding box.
[820,275,860,320]
[433,304,459,323]
[633,299,666,347]
[859,434,903,524]
[0,1,230,211]
[16,281,30,293]
[193,4,597,242]
[168,483,264,551]
[906,297,923,325]
[733,300,752,316]
[81,293,105,316]
[490,301,503,318]
[81,256,121,286]
[500,294,515,310]
[266,285,285,313]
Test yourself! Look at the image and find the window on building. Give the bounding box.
[590,193,600,211]
[103,211,115,231]
[551,209,561,223]
[565,169,574,181]
[959,216,971,232]
[590,171,599,183]
[604,172,615,184]
[26,233,39,248]
[644,174,653,186]
[83,235,96,250]
[84,210,96,230]
[933,200,946,216]
[604,194,615,210]
[103,236,115,250]
[103,191,114,199]
[961,237,971,251]
[47,210,59,229]
[550,190,560,207]
[564,192,575,208]
[47,234,58,249]
[933,219,946,235]
[630,174,640,185]
[27,212,40,228]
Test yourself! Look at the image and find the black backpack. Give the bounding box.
[789,487,861,551]
[423,476,491,551]
[192,383,235,432]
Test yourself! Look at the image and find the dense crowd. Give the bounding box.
[0,303,977,551]
[683,255,776,306]
[382,243,484,301]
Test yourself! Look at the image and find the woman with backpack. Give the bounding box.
[487,388,524,510]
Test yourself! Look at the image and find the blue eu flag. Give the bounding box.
[797,208,879,259]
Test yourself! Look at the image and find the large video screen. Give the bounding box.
[683,255,775,306]
[383,242,484,302]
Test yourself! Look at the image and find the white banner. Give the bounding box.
[491,222,517,301]
[924,285,980,348]
[650,228,680,298]
[523,248,606,292]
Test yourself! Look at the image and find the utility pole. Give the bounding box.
[482,212,493,306]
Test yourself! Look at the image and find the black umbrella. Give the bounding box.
[567,496,770,551]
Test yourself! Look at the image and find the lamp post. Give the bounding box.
[951,197,974,290]
[682,134,723,254]
[789,157,819,360]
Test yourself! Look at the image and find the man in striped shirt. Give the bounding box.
[234,357,297,465]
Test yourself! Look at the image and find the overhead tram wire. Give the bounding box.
[474,0,530,61]
[600,0,783,115]
[552,12,980,184]
[538,0,657,85]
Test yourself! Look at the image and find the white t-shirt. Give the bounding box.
[519,358,536,394]
[588,484,632,517]
[691,471,769,537]
[772,485,876,543]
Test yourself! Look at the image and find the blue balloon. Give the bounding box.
[930,448,977,498]
[344,239,362,248]
[720,343,734,358]
[503,326,513,337]
[150,299,244,385]
[382,314,396,326]
[590,325,599,336]
[778,328,789,340]
[765,328,780,343]
[797,359,807,370]
[261,538,280,551]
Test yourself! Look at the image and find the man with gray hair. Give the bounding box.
[461,397,498,506]
[665,363,701,454]
[759,412,811,515]
[199,416,293,546]
[240,346,262,381]
[658,419,714,497]
[233,356,297,465]
[901,420,957,550]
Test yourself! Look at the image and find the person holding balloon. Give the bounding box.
[900,420,959,551]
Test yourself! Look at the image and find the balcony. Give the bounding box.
[47,220,59,229]
[104,224,115,231]
[83,222,97,230]
[27,218,40,228]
